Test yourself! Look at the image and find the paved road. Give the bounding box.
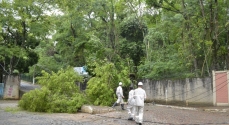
[20,81,40,92]
[0,100,229,125]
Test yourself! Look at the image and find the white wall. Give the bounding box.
[142,77,213,105]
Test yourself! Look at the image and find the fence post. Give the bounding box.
[33,77,35,85]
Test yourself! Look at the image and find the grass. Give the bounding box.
[4,107,21,113]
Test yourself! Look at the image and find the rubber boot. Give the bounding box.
[112,102,117,108]
[128,117,133,120]
[121,104,125,110]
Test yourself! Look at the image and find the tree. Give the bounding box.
[119,16,147,73]
[141,0,229,79]
[19,67,86,113]
[0,0,51,82]
[86,60,130,106]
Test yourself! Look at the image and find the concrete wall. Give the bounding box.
[3,75,20,99]
[142,77,213,106]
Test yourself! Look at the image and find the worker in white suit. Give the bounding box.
[134,82,146,125]
[112,82,125,110]
[127,86,135,120]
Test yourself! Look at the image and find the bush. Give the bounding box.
[86,62,130,106]
[19,67,86,113]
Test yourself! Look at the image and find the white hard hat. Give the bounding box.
[119,82,122,85]
[138,82,143,86]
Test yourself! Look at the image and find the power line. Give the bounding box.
[170,76,227,101]
[169,73,228,102]
[191,78,228,103]
[143,72,229,104]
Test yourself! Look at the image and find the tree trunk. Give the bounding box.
[214,0,219,69]
[199,0,211,76]
[209,0,219,70]
[109,0,115,50]
[181,0,199,77]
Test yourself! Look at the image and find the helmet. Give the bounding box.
[119,82,122,85]
[138,82,143,86]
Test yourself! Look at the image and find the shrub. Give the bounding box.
[19,67,86,113]
[86,61,130,106]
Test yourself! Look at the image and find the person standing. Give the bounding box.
[127,86,135,120]
[134,82,146,125]
[112,82,125,110]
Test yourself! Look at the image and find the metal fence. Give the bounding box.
[20,74,33,83]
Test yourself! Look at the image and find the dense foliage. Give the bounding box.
[142,0,229,79]
[86,60,130,106]
[0,0,52,82]
[19,68,86,113]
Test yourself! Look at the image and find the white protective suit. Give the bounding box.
[127,89,135,119]
[116,86,124,104]
[134,87,146,124]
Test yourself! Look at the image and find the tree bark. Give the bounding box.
[199,0,211,76]
[209,0,218,70]
[182,0,199,77]
[109,0,116,50]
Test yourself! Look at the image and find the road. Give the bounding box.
[20,80,40,92]
[0,100,229,125]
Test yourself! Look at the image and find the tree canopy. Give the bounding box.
[1,0,228,79]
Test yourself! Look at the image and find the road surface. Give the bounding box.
[0,100,229,125]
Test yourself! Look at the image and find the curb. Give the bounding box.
[154,104,197,111]
[151,103,229,113]
[203,108,229,112]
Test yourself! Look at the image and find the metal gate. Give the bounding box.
[212,71,229,106]
[0,83,4,99]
